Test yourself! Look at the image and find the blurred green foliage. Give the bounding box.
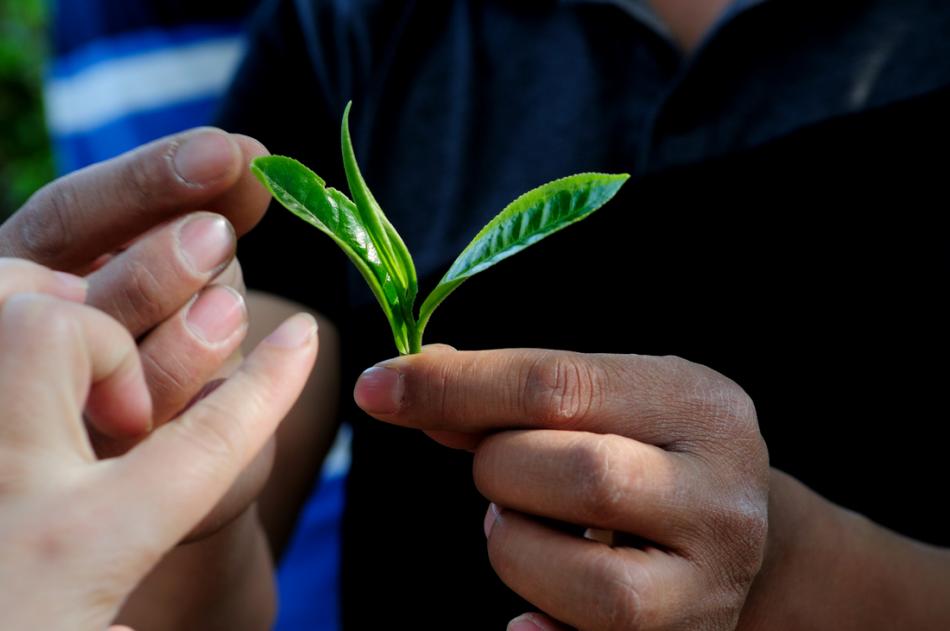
[0,0,53,220]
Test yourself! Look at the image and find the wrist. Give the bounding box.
[737,469,829,630]
[739,469,950,631]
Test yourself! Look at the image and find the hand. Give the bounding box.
[0,258,318,631]
[0,130,275,538]
[0,128,268,423]
[355,346,769,630]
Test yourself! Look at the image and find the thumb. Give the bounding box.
[0,129,269,270]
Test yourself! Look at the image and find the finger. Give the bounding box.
[420,343,457,354]
[405,346,478,448]
[137,284,248,425]
[111,313,317,549]
[0,258,88,304]
[213,256,247,295]
[485,509,701,631]
[474,430,698,547]
[0,295,151,453]
[423,429,481,451]
[0,128,269,270]
[506,612,571,631]
[85,212,236,337]
[205,134,272,236]
[355,349,755,447]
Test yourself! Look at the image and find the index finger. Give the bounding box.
[108,313,318,550]
[0,129,269,271]
[355,348,755,446]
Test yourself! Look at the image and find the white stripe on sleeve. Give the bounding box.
[46,37,245,135]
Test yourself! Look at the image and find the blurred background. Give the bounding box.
[0,0,53,220]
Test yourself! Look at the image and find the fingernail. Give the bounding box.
[178,214,235,274]
[265,313,318,348]
[53,271,88,299]
[172,130,238,185]
[354,365,404,414]
[185,286,246,344]
[508,614,543,631]
[483,503,501,538]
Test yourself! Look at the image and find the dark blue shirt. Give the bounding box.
[221,0,950,626]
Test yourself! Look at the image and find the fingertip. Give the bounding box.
[86,358,154,438]
[171,128,244,188]
[354,365,404,416]
[233,133,271,160]
[508,613,561,631]
[226,134,273,235]
[263,312,318,349]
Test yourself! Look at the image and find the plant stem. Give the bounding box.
[406,320,423,355]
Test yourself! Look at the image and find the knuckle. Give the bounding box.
[24,493,107,567]
[521,353,605,427]
[26,517,83,565]
[713,498,768,552]
[710,382,757,428]
[659,356,759,447]
[729,500,768,572]
[697,494,768,594]
[596,556,646,630]
[701,379,755,428]
[18,496,156,612]
[140,350,193,402]
[119,150,169,217]
[13,182,82,262]
[113,260,165,327]
[571,436,628,524]
[1,294,73,339]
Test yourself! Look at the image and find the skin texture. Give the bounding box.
[114,291,341,630]
[0,129,270,458]
[737,471,950,631]
[0,259,318,630]
[0,129,339,629]
[356,347,770,630]
[0,128,281,544]
[355,346,950,630]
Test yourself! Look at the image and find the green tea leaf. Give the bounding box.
[252,105,629,355]
[251,155,411,354]
[340,102,418,320]
[415,172,629,346]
